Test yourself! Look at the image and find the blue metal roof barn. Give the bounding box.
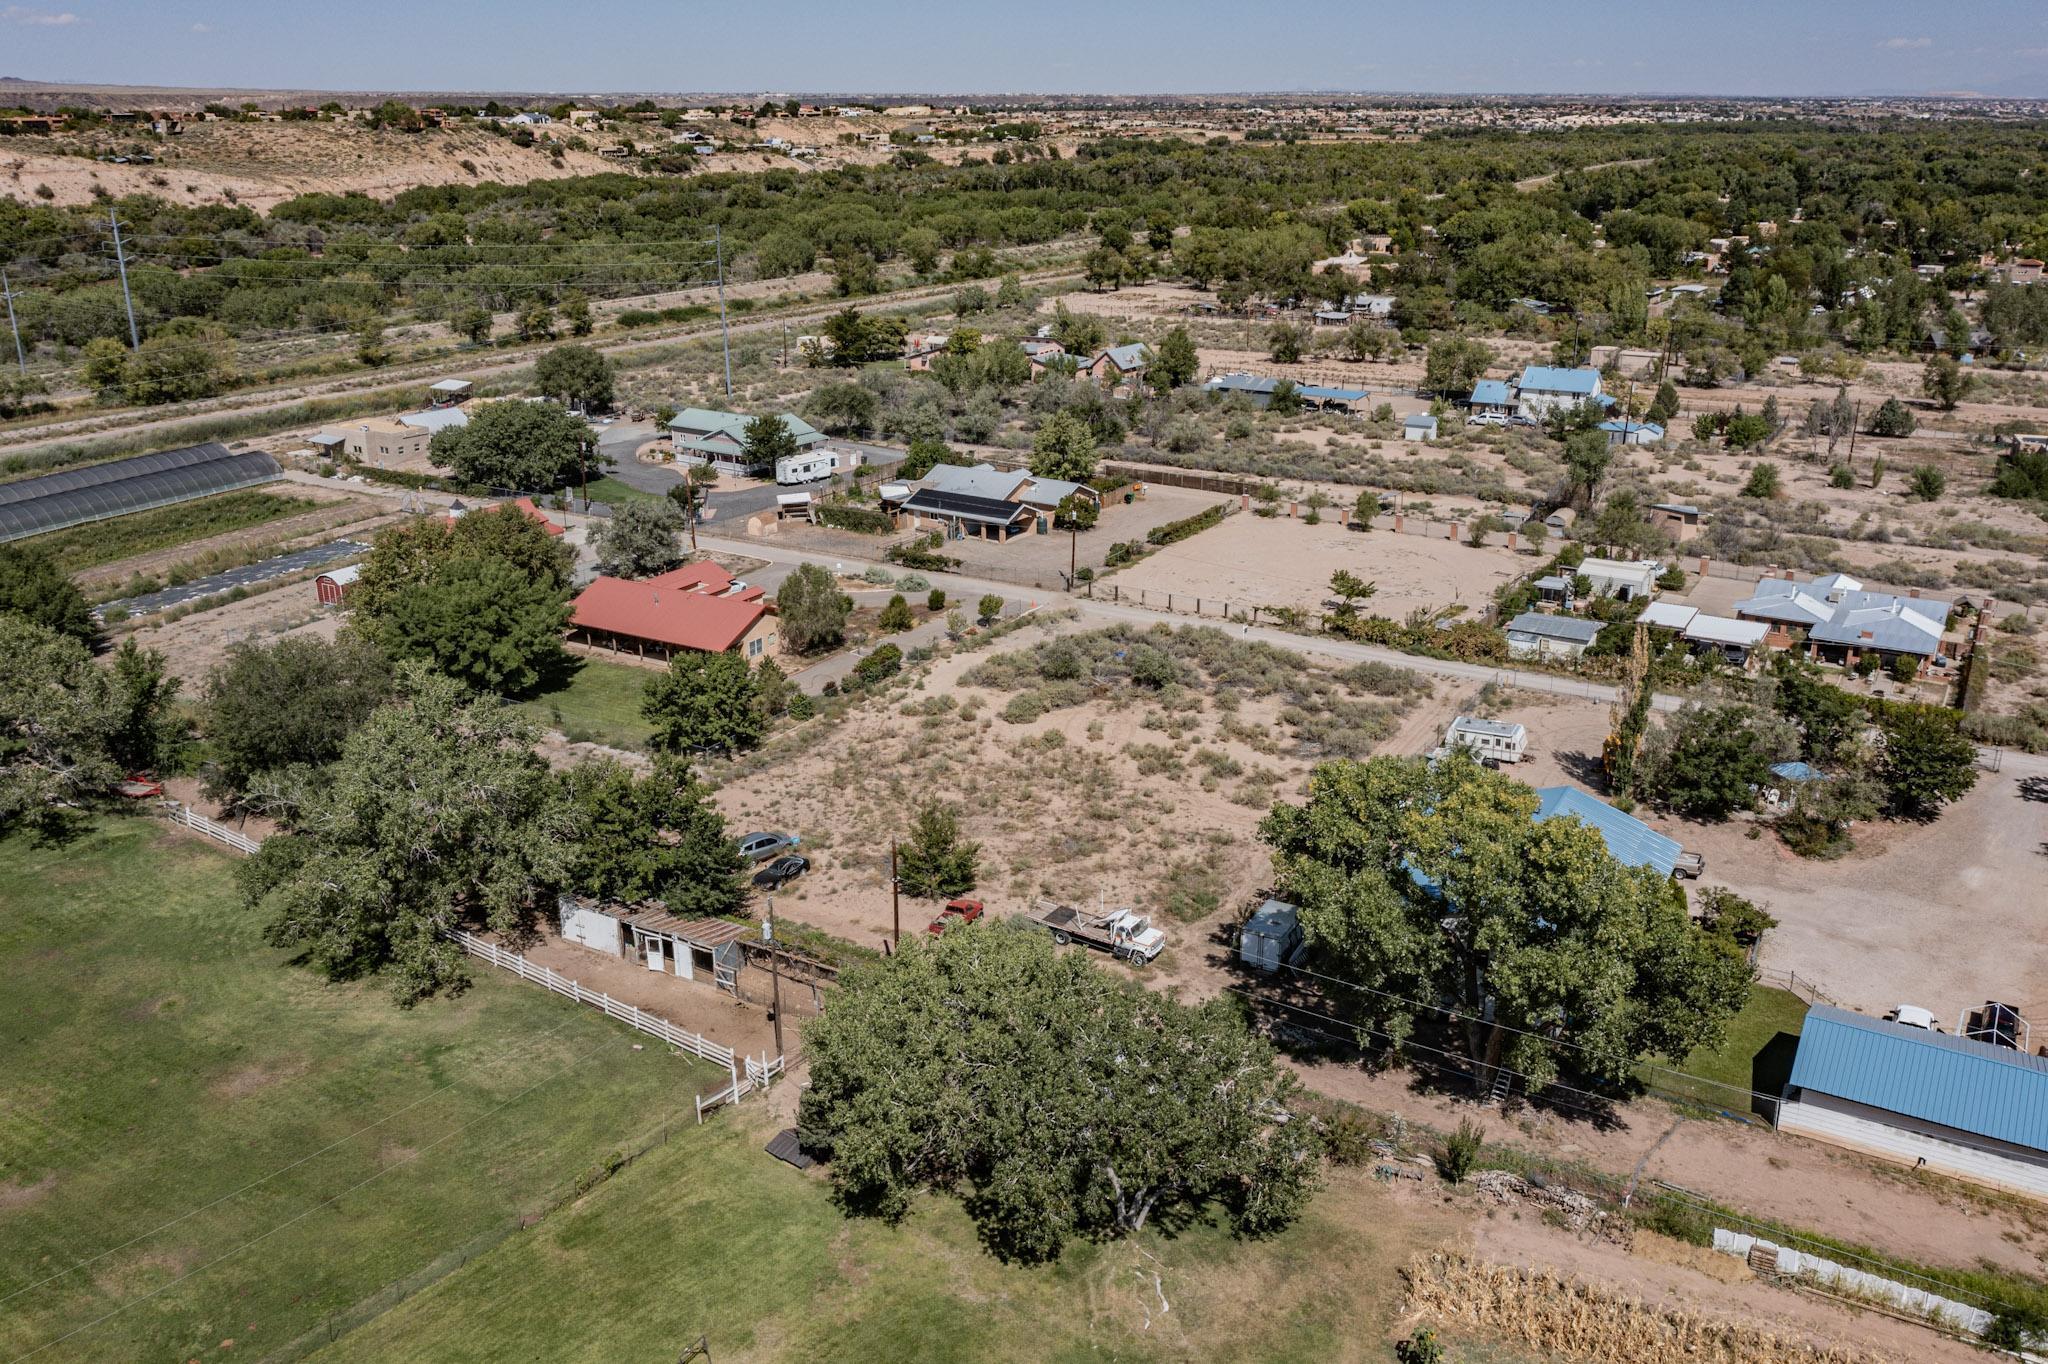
[0,442,284,543]
[1789,1005,2048,1153]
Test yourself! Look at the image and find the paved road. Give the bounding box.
[596,423,906,525]
[102,539,369,618]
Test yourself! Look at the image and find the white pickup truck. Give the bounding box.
[1027,899,1167,965]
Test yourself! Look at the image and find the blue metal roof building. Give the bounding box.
[1469,378,1513,408]
[1517,365,1603,396]
[1530,785,1681,877]
[1787,1006,2048,1155]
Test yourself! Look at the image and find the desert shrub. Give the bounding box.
[1435,1119,1485,1184]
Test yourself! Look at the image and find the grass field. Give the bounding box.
[515,656,658,749]
[23,489,320,573]
[1645,985,1808,1115]
[308,1105,1464,1364]
[0,818,723,1364]
[583,474,663,506]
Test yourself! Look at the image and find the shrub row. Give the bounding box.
[814,504,895,535]
[1145,503,1227,547]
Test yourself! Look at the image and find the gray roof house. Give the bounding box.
[1505,611,1603,660]
[1733,573,1950,660]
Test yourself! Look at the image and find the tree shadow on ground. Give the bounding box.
[1551,747,1611,791]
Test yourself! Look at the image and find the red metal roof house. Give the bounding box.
[568,561,779,660]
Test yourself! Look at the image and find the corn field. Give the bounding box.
[1404,1253,1893,1364]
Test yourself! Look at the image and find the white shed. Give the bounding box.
[1403,412,1438,443]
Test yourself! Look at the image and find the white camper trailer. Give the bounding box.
[775,446,856,485]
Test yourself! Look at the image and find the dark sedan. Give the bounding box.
[752,854,810,890]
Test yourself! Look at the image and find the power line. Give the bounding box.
[0,1012,590,1309]
[5,1027,630,1363]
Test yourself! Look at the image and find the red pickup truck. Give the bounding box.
[925,898,985,936]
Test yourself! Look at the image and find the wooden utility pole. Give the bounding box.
[889,840,901,948]
[765,895,784,1059]
[677,1334,711,1362]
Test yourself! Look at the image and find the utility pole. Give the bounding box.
[0,269,24,373]
[1069,517,1078,585]
[576,440,588,511]
[714,226,733,398]
[764,896,784,1059]
[889,840,901,949]
[109,209,140,351]
[1846,400,1861,465]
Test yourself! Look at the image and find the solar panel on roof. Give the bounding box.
[901,488,1031,523]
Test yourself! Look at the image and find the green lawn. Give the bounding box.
[310,1106,1447,1364]
[24,490,320,573]
[514,656,658,749]
[0,818,722,1363]
[1645,985,1808,1116]
[582,474,664,506]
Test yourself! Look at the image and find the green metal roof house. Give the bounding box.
[666,409,825,474]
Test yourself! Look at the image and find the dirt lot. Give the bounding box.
[712,613,1435,958]
[1369,674,2048,1025]
[1108,509,1524,620]
[124,578,343,685]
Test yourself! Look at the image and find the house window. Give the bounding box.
[748,638,763,657]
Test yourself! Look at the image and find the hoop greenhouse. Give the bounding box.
[0,442,285,543]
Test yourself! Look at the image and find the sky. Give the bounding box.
[5,0,2048,98]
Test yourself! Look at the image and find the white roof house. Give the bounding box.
[1639,601,1699,632]
[1576,557,1661,602]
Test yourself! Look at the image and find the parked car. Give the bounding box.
[925,898,985,936]
[752,854,810,890]
[1673,851,1705,880]
[737,832,799,861]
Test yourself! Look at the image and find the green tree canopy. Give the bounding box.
[1029,409,1098,483]
[1261,753,1750,1088]
[1878,705,1978,818]
[1639,701,1795,820]
[642,649,763,755]
[798,925,1320,1263]
[240,665,579,1004]
[895,800,981,900]
[0,615,124,833]
[0,543,99,646]
[429,399,600,491]
[742,413,803,470]
[776,561,852,655]
[564,756,747,914]
[201,633,393,801]
[591,499,687,578]
[533,343,616,411]
[1422,335,1494,396]
[1149,325,1199,392]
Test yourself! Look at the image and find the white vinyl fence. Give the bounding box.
[441,930,753,1099]
[156,799,263,855]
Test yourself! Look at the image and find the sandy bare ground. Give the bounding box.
[0,122,625,211]
[1107,511,1524,619]
[125,580,343,686]
[711,613,1424,957]
[1295,1055,2048,1281]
